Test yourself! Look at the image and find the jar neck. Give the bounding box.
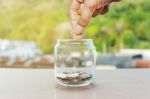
[57,39,93,45]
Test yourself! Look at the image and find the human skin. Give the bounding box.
[70,0,120,35]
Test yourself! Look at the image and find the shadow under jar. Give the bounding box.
[54,39,96,87]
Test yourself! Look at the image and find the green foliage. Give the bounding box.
[122,30,137,48]
[0,0,149,53]
[86,0,150,52]
[0,0,69,53]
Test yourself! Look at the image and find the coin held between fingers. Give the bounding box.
[71,30,84,39]
[72,33,84,40]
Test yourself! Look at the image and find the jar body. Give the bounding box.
[54,39,96,87]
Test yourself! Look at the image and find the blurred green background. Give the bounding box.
[0,0,149,53]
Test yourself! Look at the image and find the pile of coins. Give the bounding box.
[57,72,92,83]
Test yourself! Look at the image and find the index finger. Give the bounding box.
[73,4,92,35]
[70,0,82,29]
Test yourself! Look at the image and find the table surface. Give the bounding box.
[0,68,150,99]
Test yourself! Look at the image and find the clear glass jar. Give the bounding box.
[54,39,96,87]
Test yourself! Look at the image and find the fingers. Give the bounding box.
[92,4,109,17]
[70,0,82,29]
[97,0,111,8]
[92,0,112,17]
[76,0,84,3]
[111,0,121,2]
[92,7,104,17]
[70,0,116,35]
[74,0,97,34]
[78,5,92,27]
[70,0,97,35]
[100,4,109,15]
[74,5,92,35]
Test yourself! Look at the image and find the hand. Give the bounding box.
[70,0,120,35]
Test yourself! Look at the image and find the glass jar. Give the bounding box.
[54,39,96,87]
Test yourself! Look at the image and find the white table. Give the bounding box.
[0,68,150,99]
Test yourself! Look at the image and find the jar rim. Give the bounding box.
[57,39,93,42]
[57,39,93,45]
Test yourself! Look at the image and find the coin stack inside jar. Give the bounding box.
[57,72,92,83]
